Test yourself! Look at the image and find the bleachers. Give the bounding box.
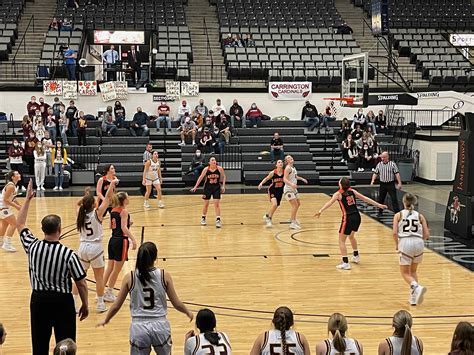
[40,30,82,64]
[0,0,23,62]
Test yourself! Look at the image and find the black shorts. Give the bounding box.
[269,187,284,206]
[339,213,361,235]
[202,184,221,200]
[108,237,129,262]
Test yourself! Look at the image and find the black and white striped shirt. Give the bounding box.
[374,161,399,183]
[20,228,86,293]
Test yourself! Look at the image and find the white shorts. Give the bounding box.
[130,319,172,355]
[145,177,161,186]
[284,190,299,201]
[78,242,105,270]
[0,208,13,219]
[398,237,424,265]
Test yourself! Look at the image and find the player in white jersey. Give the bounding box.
[250,306,310,355]
[72,179,118,312]
[142,150,165,209]
[0,171,22,252]
[185,308,232,355]
[283,155,308,230]
[378,310,423,355]
[316,313,363,355]
[392,193,430,306]
[98,242,193,355]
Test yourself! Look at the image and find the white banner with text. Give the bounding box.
[269,82,312,101]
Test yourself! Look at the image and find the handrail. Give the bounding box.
[12,15,35,66]
[203,17,214,68]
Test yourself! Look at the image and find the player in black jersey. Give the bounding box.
[191,157,226,228]
[103,191,137,302]
[314,177,386,270]
[258,160,285,227]
[96,164,118,216]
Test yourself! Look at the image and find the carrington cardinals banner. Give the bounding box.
[269,82,312,101]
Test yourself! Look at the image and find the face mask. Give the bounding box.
[251,105,256,109]
[200,103,204,106]
[13,143,18,147]
[37,144,42,148]
[196,152,201,157]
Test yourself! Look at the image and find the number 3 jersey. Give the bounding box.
[129,268,168,319]
[261,329,305,355]
[79,210,103,242]
[185,332,232,355]
[398,209,423,239]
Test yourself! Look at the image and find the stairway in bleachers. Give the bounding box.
[237,121,319,185]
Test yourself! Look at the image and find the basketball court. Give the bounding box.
[1,189,472,354]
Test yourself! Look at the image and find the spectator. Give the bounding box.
[16,182,88,354]
[449,321,474,355]
[194,98,209,120]
[316,313,362,354]
[321,104,336,131]
[65,100,78,137]
[157,101,171,131]
[217,115,231,152]
[376,109,388,134]
[101,106,118,136]
[54,338,77,355]
[229,99,245,128]
[63,46,77,80]
[212,98,226,119]
[338,117,351,141]
[341,134,355,162]
[42,132,54,175]
[366,110,377,134]
[46,108,57,141]
[223,33,233,47]
[102,45,119,81]
[0,323,6,345]
[351,124,363,143]
[347,144,359,170]
[8,138,25,191]
[177,100,191,124]
[52,140,68,190]
[38,97,50,121]
[199,128,215,153]
[33,109,43,128]
[270,132,284,163]
[126,45,141,86]
[27,96,40,118]
[58,106,69,146]
[77,111,87,146]
[52,96,63,118]
[142,143,153,164]
[113,101,126,128]
[243,33,255,47]
[216,109,229,127]
[21,115,32,141]
[245,103,263,127]
[351,108,366,129]
[179,115,197,146]
[34,141,47,190]
[188,149,205,178]
[66,0,79,9]
[24,131,38,175]
[336,22,353,34]
[358,142,375,172]
[33,116,46,141]
[200,115,217,135]
[61,18,72,31]
[232,34,243,47]
[129,107,149,136]
[378,310,423,355]
[48,17,61,31]
[301,100,320,131]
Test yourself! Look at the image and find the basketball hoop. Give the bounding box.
[323,97,355,106]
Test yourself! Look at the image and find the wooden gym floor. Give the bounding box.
[0,193,473,354]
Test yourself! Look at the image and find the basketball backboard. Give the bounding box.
[341,52,369,108]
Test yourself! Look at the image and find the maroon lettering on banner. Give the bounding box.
[455,139,465,192]
[269,81,312,100]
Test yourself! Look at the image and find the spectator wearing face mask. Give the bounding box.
[46,108,57,142]
[376,110,388,134]
[179,114,197,146]
[52,140,68,190]
[58,106,69,146]
[188,149,205,178]
[38,97,50,122]
[34,141,47,190]
[33,116,46,141]
[358,143,375,172]
[8,138,25,191]
[21,115,33,142]
[194,99,209,121]
[102,106,118,136]
[65,100,78,137]
[218,114,231,152]
[177,100,191,124]
[351,109,366,130]
[24,131,39,175]
[245,103,263,128]
[229,99,245,128]
[199,128,216,153]
[301,100,320,131]
[130,107,149,137]
[157,101,171,132]
[27,96,40,118]
[212,99,226,119]
[114,101,126,128]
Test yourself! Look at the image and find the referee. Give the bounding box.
[371,151,402,215]
[16,180,89,355]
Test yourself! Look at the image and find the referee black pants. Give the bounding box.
[378,181,400,213]
[30,291,76,355]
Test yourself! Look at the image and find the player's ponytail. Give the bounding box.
[402,193,417,212]
[76,193,95,233]
[392,310,413,355]
[272,306,294,355]
[136,242,158,285]
[328,313,348,353]
[196,308,220,346]
[111,192,128,208]
[53,338,77,355]
[4,170,16,183]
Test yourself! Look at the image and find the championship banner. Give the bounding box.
[269,81,311,101]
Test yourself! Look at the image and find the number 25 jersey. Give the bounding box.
[398,209,423,239]
[129,268,168,319]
